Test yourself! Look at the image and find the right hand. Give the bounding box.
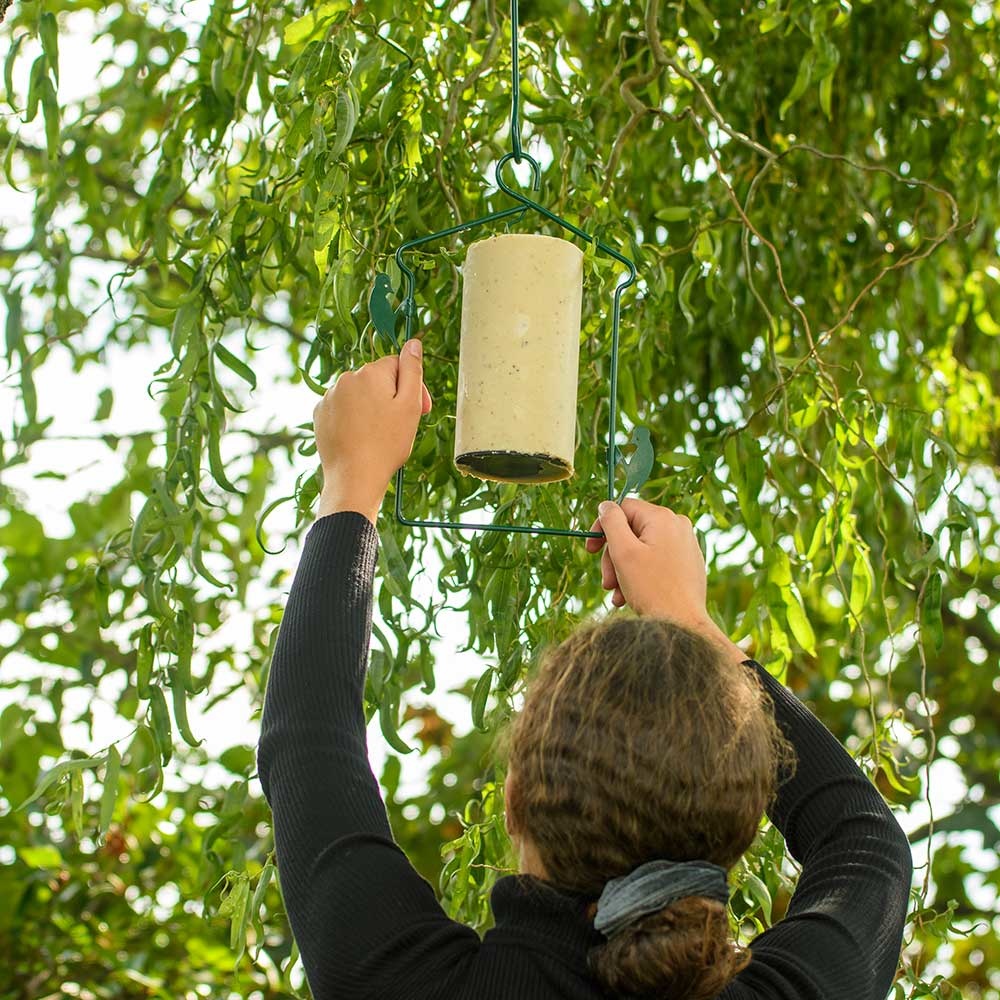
[583,498,709,630]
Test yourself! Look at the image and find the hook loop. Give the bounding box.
[495,151,541,196]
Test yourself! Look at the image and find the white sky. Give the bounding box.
[0,4,996,980]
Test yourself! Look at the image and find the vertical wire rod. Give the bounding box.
[510,0,522,161]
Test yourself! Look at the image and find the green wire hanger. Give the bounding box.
[366,0,655,540]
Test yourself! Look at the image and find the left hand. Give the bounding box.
[313,339,432,504]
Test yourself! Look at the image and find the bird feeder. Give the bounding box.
[366,0,655,540]
[454,233,584,484]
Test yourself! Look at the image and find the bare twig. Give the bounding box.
[597,0,670,201]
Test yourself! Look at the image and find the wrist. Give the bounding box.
[643,606,748,666]
[661,612,747,666]
[698,618,751,667]
[316,483,382,527]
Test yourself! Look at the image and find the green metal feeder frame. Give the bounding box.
[367,0,656,541]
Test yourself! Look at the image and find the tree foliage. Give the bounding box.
[1,0,999,997]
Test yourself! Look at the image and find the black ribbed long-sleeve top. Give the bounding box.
[256,510,914,1000]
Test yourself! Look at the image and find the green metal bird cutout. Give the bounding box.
[369,272,403,351]
[614,425,655,504]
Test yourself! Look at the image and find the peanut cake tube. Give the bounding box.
[454,233,584,484]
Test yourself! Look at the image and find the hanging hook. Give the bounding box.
[376,0,648,541]
[496,150,541,193]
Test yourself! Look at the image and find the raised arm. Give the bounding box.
[668,616,913,999]
[588,499,913,1000]
[723,656,913,1000]
[256,511,479,1000]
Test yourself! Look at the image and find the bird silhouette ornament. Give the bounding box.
[613,425,654,504]
[368,272,413,351]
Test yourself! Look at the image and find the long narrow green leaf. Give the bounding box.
[214,341,257,390]
[378,685,413,754]
[471,667,494,732]
[99,745,121,834]
[16,755,105,812]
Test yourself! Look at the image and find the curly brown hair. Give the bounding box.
[493,611,798,999]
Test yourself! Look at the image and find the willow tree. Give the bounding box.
[1,0,998,996]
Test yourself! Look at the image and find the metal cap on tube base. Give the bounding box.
[454,233,585,484]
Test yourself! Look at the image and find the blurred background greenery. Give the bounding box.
[1,0,998,997]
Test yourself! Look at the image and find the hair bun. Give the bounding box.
[587,895,751,999]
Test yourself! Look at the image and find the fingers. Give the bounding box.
[582,511,619,593]
[584,502,695,603]
[584,514,605,552]
[602,546,618,592]
[584,501,701,617]
[585,501,689,542]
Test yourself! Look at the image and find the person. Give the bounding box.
[255,498,914,1000]
[256,344,913,999]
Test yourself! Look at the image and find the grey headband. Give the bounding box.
[593,859,730,939]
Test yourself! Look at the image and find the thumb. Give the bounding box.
[398,337,423,403]
[598,501,631,547]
